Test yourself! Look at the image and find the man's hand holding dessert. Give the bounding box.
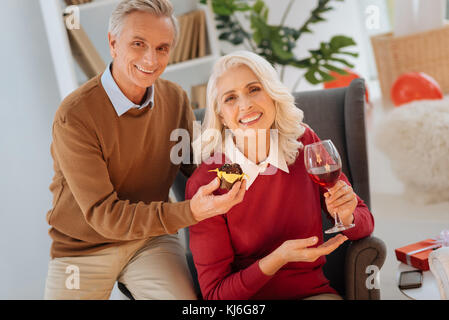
[190,177,247,222]
[209,163,247,190]
[324,180,357,226]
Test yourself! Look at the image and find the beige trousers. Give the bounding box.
[44,234,197,300]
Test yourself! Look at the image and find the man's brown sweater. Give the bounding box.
[47,74,198,258]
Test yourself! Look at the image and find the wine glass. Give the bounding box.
[304,139,355,234]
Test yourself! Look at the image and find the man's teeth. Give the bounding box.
[136,65,154,73]
[240,113,262,124]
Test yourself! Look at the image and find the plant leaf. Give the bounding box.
[271,40,293,60]
[230,34,244,45]
[327,57,355,68]
[329,35,356,50]
[290,59,311,68]
[322,63,347,75]
[316,68,336,82]
[218,31,232,40]
[338,51,359,57]
[253,0,264,14]
[304,68,321,85]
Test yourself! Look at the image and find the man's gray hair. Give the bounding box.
[109,0,179,46]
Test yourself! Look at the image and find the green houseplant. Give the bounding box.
[200,0,358,90]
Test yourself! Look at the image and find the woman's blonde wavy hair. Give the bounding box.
[193,50,306,165]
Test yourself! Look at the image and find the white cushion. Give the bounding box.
[376,98,449,203]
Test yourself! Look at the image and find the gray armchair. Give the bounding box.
[125,78,387,300]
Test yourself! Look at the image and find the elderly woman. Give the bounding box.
[185,51,374,300]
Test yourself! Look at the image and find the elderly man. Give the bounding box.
[44,0,245,300]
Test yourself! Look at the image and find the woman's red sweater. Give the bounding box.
[185,127,374,300]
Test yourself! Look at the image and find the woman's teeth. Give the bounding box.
[239,113,262,124]
[136,65,154,74]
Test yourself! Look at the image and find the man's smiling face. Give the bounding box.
[108,10,175,102]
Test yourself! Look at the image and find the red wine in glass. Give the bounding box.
[308,165,342,189]
[304,140,355,234]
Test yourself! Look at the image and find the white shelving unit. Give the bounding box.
[40,0,220,100]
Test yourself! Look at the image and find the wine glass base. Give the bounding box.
[324,223,355,234]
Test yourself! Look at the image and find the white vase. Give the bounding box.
[415,0,446,33]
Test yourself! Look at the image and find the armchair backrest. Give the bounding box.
[172,79,369,298]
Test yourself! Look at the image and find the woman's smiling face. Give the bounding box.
[216,64,276,136]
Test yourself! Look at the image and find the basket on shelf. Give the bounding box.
[371,24,449,101]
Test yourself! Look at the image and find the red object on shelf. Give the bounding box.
[324,69,370,103]
[391,72,443,107]
[395,239,441,271]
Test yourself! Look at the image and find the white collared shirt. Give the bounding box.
[224,131,289,190]
[101,62,154,117]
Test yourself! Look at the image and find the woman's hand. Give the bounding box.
[325,180,357,226]
[259,234,348,275]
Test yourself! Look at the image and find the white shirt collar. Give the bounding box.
[101,62,154,117]
[224,130,289,190]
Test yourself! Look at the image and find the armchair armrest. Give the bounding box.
[344,236,387,300]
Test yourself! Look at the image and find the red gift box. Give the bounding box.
[395,239,442,271]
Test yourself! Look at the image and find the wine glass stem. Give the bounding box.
[327,188,342,226]
[334,213,341,225]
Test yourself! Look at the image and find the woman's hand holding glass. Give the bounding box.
[304,140,355,233]
[324,180,357,227]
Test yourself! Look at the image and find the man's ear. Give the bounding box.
[108,32,117,59]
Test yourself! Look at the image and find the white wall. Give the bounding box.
[0,0,59,299]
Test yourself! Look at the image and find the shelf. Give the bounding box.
[69,0,119,10]
[162,55,217,91]
[165,55,216,73]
